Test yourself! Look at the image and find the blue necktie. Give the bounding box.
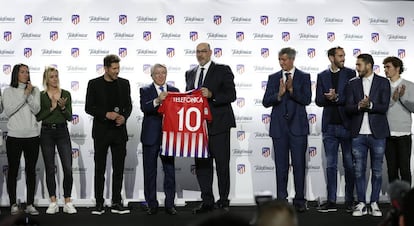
[284,72,291,119]
[197,67,205,88]
[159,86,164,92]
[285,72,291,81]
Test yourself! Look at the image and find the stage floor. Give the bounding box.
[0,202,387,226]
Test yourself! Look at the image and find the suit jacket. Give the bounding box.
[85,76,132,140]
[140,83,179,146]
[345,74,390,138]
[185,62,236,135]
[315,67,356,132]
[262,68,312,138]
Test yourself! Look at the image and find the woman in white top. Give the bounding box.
[3,63,41,215]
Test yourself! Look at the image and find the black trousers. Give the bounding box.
[385,135,412,185]
[93,129,127,205]
[195,131,230,206]
[6,136,40,205]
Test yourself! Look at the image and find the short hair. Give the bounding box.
[383,56,404,74]
[150,63,167,77]
[356,53,374,69]
[327,46,344,57]
[256,200,298,226]
[42,66,60,90]
[401,188,414,226]
[10,63,30,88]
[103,54,120,67]
[278,47,296,59]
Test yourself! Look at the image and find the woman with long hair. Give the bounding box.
[3,63,41,215]
[36,66,77,214]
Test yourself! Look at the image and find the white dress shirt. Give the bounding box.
[359,73,373,135]
[196,61,211,88]
[153,83,166,107]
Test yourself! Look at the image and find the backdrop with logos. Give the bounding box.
[0,0,413,206]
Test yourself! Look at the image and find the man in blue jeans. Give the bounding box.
[315,47,356,213]
[345,53,390,217]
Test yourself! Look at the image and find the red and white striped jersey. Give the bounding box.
[158,89,212,158]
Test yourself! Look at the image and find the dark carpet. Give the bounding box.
[0,202,387,226]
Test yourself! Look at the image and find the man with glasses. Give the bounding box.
[185,42,236,214]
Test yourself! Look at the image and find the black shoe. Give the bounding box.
[147,207,158,215]
[317,201,337,213]
[91,204,105,215]
[294,204,308,213]
[216,200,230,211]
[345,201,354,213]
[192,204,214,214]
[110,203,130,214]
[165,207,177,215]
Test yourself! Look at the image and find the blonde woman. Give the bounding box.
[36,66,77,214]
[3,63,40,215]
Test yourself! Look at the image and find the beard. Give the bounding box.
[358,70,367,78]
[334,60,344,69]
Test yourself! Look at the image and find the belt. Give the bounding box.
[42,123,67,129]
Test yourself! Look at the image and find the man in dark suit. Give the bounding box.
[345,53,390,217]
[139,63,179,215]
[262,47,311,212]
[85,54,132,215]
[315,47,356,213]
[185,42,236,213]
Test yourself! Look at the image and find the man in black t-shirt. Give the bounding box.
[85,54,132,215]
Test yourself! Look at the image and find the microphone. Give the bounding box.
[378,180,411,226]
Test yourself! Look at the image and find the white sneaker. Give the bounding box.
[370,202,382,217]
[63,202,77,214]
[352,202,367,216]
[46,202,59,214]
[25,205,39,215]
[11,204,21,215]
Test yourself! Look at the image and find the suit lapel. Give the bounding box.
[326,72,333,90]
[356,78,365,99]
[202,62,214,88]
[292,70,301,91]
[150,83,158,98]
[99,77,108,110]
[189,67,197,89]
[117,80,123,108]
[369,74,378,98]
[337,70,346,94]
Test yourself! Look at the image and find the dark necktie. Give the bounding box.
[159,86,164,92]
[197,67,205,88]
[285,72,291,81]
[284,72,291,119]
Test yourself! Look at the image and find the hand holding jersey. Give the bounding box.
[158,89,212,158]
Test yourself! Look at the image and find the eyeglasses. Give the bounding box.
[196,50,209,54]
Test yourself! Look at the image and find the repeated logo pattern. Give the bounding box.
[0,4,411,204]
